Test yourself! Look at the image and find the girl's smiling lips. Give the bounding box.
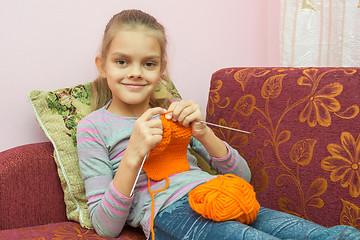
[121,82,147,90]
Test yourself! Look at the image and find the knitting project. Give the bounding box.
[143,114,192,240]
[143,115,192,181]
[142,114,259,239]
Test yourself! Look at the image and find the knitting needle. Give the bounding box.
[197,120,251,134]
[130,154,148,196]
[130,117,249,196]
[164,111,250,134]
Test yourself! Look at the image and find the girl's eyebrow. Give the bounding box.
[146,56,161,60]
[111,52,129,58]
[111,52,161,60]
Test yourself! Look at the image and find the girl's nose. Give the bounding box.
[128,65,143,79]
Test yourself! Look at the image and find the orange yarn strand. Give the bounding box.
[188,174,260,225]
[143,113,191,239]
[148,177,169,240]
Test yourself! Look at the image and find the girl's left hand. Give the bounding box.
[165,100,208,139]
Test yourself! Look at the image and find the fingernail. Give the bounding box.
[165,113,172,119]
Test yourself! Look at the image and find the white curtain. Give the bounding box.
[280,0,360,67]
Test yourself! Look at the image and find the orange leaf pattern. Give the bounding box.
[206,67,360,229]
[207,80,230,115]
[52,225,103,240]
[248,149,268,193]
[261,74,285,100]
[211,118,248,156]
[278,196,301,217]
[234,68,270,91]
[289,139,317,166]
[233,94,256,116]
[23,238,46,240]
[305,178,327,208]
[340,199,360,229]
[0,223,146,240]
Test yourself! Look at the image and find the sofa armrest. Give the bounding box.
[0,142,67,230]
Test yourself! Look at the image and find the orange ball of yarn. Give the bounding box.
[188,174,260,225]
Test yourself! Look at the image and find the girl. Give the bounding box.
[77,9,360,240]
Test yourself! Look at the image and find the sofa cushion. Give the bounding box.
[0,142,67,230]
[29,82,94,229]
[206,67,360,230]
[28,77,181,229]
[0,222,145,240]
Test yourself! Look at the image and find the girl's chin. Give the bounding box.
[117,96,151,106]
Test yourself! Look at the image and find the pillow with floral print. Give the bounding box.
[29,77,181,229]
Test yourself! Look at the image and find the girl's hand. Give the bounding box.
[126,107,166,166]
[165,100,208,140]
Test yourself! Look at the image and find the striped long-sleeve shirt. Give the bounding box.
[76,105,251,238]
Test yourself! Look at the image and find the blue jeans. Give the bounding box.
[152,195,360,240]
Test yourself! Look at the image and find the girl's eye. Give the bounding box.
[116,60,127,66]
[144,61,157,68]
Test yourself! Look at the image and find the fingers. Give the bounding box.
[127,107,166,158]
[139,107,165,133]
[140,107,166,122]
[146,117,163,132]
[136,108,164,136]
[165,100,204,127]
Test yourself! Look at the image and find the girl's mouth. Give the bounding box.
[122,83,147,90]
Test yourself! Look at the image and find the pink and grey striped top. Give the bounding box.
[76,105,251,238]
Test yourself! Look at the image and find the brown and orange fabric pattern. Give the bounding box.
[205,67,360,230]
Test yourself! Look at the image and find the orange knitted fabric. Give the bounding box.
[188,174,260,225]
[143,114,192,181]
[142,113,192,240]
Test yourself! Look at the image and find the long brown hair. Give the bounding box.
[91,9,171,111]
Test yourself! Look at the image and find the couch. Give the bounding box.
[1,67,359,239]
[0,142,146,240]
[206,67,360,230]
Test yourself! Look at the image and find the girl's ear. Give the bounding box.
[161,60,167,74]
[95,55,107,78]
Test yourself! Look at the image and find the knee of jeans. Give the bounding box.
[313,225,360,240]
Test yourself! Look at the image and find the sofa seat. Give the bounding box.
[0,222,144,240]
[0,142,146,239]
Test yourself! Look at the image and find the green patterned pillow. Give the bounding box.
[29,78,181,229]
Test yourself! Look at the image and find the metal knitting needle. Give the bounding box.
[165,111,249,134]
[130,154,148,196]
[197,120,251,134]
[129,118,250,196]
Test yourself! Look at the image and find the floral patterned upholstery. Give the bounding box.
[206,67,360,230]
[0,222,144,240]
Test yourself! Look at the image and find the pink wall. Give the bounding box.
[0,0,280,151]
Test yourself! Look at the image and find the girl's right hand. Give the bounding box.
[125,107,166,167]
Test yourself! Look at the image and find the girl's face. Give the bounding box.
[97,28,164,117]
